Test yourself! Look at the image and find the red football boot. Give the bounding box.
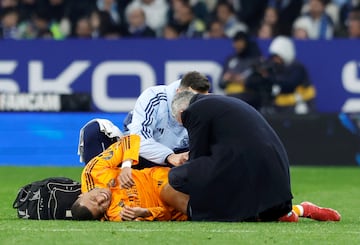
[278,210,299,222]
[300,201,341,221]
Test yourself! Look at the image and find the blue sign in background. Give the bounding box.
[1,39,359,112]
[0,112,127,166]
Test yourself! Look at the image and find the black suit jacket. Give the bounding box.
[181,94,293,221]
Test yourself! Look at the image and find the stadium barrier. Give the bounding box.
[265,113,359,166]
[0,112,358,166]
[0,93,91,112]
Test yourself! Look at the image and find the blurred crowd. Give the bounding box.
[1,0,360,40]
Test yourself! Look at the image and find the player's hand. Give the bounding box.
[120,206,151,221]
[166,152,189,167]
[119,167,135,189]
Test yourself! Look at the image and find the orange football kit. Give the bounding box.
[81,134,187,221]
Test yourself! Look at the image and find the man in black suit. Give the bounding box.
[164,91,293,221]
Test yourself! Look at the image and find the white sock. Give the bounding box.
[296,205,304,216]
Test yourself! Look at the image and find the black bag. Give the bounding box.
[12,177,81,220]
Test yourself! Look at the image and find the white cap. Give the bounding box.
[269,36,296,65]
[293,17,312,38]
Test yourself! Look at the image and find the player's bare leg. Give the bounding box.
[160,183,189,215]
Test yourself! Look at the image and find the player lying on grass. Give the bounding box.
[71,133,341,222]
[72,133,187,221]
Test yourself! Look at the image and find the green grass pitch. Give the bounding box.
[0,166,359,244]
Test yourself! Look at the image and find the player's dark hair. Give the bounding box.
[180,71,211,93]
[71,200,96,221]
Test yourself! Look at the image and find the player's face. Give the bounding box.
[79,188,112,218]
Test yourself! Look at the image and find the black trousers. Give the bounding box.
[168,163,292,221]
[255,200,292,222]
[82,121,118,164]
[168,162,190,194]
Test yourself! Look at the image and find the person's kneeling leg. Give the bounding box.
[79,120,119,164]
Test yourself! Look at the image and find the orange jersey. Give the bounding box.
[81,134,187,221]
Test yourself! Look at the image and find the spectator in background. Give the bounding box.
[117,0,132,25]
[346,7,360,37]
[189,0,210,23]
[3,0,19,7]
[202,0,217,14]
[302,0,340,30]
[203,19,227,38]
[124,5,156,38]
[0,7,20,39]
[255,5,279,38]
[234,0,268,34]
[213,1,247,38]
[168,0,210,22]
[96,0,120,25]
[339,0,360,34]
[126,0,169,36]
[162,23,181,39]
[169,1,206,38]
[45,0,72,38]
[292,16,312,39]
[1,0,19,10]
[294,0,334,39]
[18,0,37,22]
[72,16,93,39]
[89,9,103,38]
[65,0,97,37]
[17,7,64,39]
[256,22,276,39]
[262,6,279,27]
[219,31,263,110]
[245,36,316,114]
[89,9,118,38]
[168,0,211,30]
[266,0,303,36]
[3,0,360,40]
[167,0,181,25]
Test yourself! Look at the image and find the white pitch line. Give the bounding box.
[0,227,359,235]
[6,227,256,233]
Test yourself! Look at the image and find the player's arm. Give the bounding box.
[118,134,140,188]
[118,159,134,189]
[82,144,120,192]
[127,88,175,164]
[120,206,172,221]
[106,205,171,222]
[120,206,151,221]
[83,135,140,191]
